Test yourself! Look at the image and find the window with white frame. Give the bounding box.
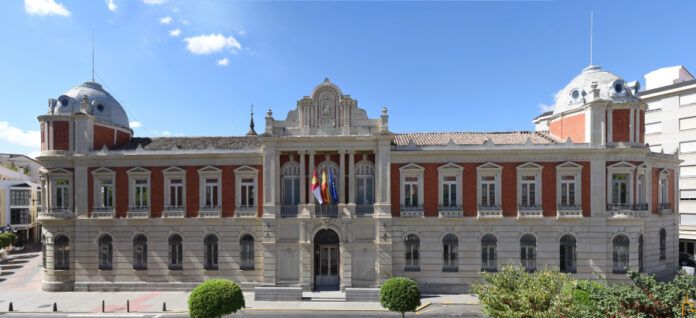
[55,178,71,208]
[477,163,501,209]
[682,165,696,178]
[557,162,582,209]
[637,173,646,205]
[481,234,497,272]
[438,163,462,208]
[400,164,424,209]
[199,166,221,210]
[163,167,186,209]
[680,116,696,131]
[481,176,496,207]
[646,100,662,112]
[442,233,458,271]
[612,235,629,273]
[681,189,696,201]
[520,176,536,207]
[281,162,300,206]
[517,163,541,208]
[404,234,420,271]
[356,162,374,206]
[520,234,536,272]
[560,175,576,207]
[92,168,115,209]
[442,176,457,207]
[607,162,635,208]
[659,171,669,205]
[169,179,184,207]
[204,178,219,208]
[611,174,629,204]
[240,178,255,207]
[127,168,150,210]
[235,166,258,210]
[680,141,696,153]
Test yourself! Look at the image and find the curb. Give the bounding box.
[415,302,431,312]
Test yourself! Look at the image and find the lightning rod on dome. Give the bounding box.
[589,10,594,66]
[92,30,95,82]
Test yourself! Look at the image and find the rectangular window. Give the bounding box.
[356,177,374,205]
[282,177,300,205]
[10,190,31,206]
[99,179,114,208]
[481,245,496,272]
[205,178,219,208]
[560,175,576,207]
[55,179,70,208]
[481,176,496,207]
[681,117,696,131]
[611,174,629,204]
[240,178,255,207]
[134,179,149,208]
[681,141,696,153]
[404,176,419,207]
[681,93,696,106]
[645,122,662,135]
[682,165,696,177]
[520,175,536,207]
[681,189,696,201]
[10,208,30,224]
[442,176,457,207]
[647,100,662,112]
[660,178,668,204]
[169,178,184,207]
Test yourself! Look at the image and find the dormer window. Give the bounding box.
[58,95,70,107]
[570,89,584,103]
[611,80,626,96]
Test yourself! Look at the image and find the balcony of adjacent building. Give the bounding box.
[38,206,74,220]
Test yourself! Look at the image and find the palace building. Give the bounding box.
[37,65,680,297]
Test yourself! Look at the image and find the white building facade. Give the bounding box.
[37,67,679,297]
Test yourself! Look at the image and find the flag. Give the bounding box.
[311,169,323,205]
[321,168,329,204]
[329,167,339,203]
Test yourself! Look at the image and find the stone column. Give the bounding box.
[374,138,392,217]
[74,165,87,218]
[341,232,352,290]
[308,151,316,204]
[299,151,306,205]
[262,143,277,218]
[376,219,392,285]
[348,150,356,204]
[339,150,346,203]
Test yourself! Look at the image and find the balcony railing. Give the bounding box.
[634,203,649,211]
[606,203,632,211]
[280,205,299,218]
[127,206,150,218]
[199,206,221,218]
[315,204,339,218]
[606,203,648,218]
[659,202,672,212]
[92,206,114,219]
[557,204,582,218]
[38,207,74,219]
[439,205,463,218]
[517,204,542,218]
[235,206,257,218]
[356,204,374,216]
[400,205,423,217]
[163,206,185,218]
[477,204,502,218]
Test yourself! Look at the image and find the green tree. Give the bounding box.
[380,276,421,318]
[187,279,245,318]
[0,233,17,249]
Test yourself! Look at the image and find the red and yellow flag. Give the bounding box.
[321,168,329,203]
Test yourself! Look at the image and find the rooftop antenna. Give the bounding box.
[589,11,594,66]
[92,30,95,82]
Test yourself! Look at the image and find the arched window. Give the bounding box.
[133,234,147,270]
[98,234,113,270]
[481,234,497,272]
[355,161,375,215]
[405,234,420,271]
[204,234,219,270]
[559,235,576,273]
[660,228,666,260]
[54,235,70,270]
[520,234,536,272]
[281,162,300,208]
[240,234,255,270]
[638,234,644,273]
[169,234,183,270]
[612,235,629,273]
[442,233,458,272]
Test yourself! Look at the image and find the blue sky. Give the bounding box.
[1,0,695,157]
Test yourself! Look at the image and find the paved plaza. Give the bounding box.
[0,249,481,317]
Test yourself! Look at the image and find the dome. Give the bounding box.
[552,65,637,115]
[50,81,130,129]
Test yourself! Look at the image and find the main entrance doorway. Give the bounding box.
[314,229,340,291]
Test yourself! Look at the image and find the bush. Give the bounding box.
[188,279,245,318]
[380,277,421,318]
[0,233,17,249]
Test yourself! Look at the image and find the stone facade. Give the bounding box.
[37,68,680,293]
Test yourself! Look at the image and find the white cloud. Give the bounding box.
[238,30,247,36]
[161,131,172,136]
[129,121,142,129]
[159,16,173,24]
[24,0,70,17]
[169,28,182,37]
[216,58,230,66]
[183,34,241,55]
[0,122,41,149]
[181,20,191,26]
[106,0,117,11]
[538,103,554,113]
[143,0,167,4]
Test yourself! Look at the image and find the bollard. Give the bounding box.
[102,300,105,313]
[162,302,167,312]
[8,302,13,312]
[127,300,130,313]
[53,302,58,312]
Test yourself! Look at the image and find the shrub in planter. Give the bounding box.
[188,279,245,318]
[0,233,17,249]
[380,276,421,318]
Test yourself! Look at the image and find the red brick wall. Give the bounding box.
[115,167,129,218]
[93,125,115,150]
[669,169,675,209]
[186,166,201,217]
[256,165,263,217]
[541,163,557,217]
[639,110,645,144]
[612,109,631,143]
[549,113,585,143]
[222,166,236,217]
[391,163,400,217]
[53,121,70,150]
[581,162,591,217]
[115,131,131,147]
[150,167,163,218]
[652,168,660,214]
[41,123,46,151]
[423,163,439,217]
[500,163,518,217]
[462,163,478,217]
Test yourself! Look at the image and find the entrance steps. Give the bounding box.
[254,287,381,302]
[303,291,346,302]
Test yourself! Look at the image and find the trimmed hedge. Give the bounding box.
[380,276,421,318]
[188,279,245,318]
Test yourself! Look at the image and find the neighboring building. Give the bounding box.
[0,153,43,182]
[0,180,42,245]
[37,66,679,295]
[640,65,696,257]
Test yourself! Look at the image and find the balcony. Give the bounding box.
[356,204,375,217]
[315,204,339,218]
[477,204,502,218]
[91,207,114,219]
[400,205,423,217]
[235,206,257,218]
[517,204,542,218]
[163,206,185,218]
[634,203,649,211]
[38,207,74,220]
[127,206,150,219]
[199,206,221,218]
[557,205,583,219]
[606,203,648,219]
[280,205,299,218]
[438,205,463,218]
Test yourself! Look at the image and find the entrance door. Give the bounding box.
[314,229,340,291]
